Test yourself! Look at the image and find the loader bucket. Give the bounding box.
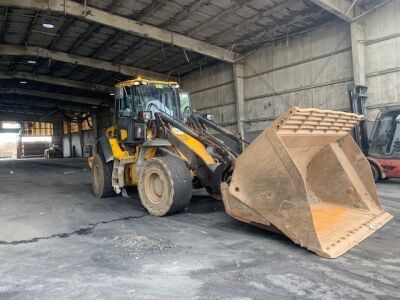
[221,107,392,258]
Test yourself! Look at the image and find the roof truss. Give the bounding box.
[0,44,167,80]
[0,72,112,93]
[308,0,355,22]
[0,0,237,62]
[0,88,107,106]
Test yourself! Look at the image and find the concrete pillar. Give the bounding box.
[233,62,246,147]
[92,113,98,154]
[78,122,84,158]
[350,21,366,86]
[52,121,63,150]
[67,122,72,158]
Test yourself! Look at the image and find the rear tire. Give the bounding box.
[371,163,380,182]
[92,153,115,198]
[138,156,192,216]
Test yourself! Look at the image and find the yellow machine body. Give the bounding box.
[90,77,392,259]
[104,127,215,187]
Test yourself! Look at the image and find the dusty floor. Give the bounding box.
[0,158,399,299]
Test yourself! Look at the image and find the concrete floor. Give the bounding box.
[0,158,399,299]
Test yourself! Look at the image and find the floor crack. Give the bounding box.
[0,214,147,246]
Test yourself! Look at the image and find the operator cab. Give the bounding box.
[369,107,400,159]
[114,78,191,143]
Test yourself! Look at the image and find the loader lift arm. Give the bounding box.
[153,111,237,194]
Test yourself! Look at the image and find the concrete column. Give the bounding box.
[52,121,63,150]
[59,121,64,152]
[350,21,366,86]
[67,122,72,158]
[78,122,84,158]
[92,113,98,154]
[233,62,246,147]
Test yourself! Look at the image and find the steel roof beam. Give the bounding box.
[162,0,211,29]
[0,112,62,122]
[308,0,355,22]
[0,44,167,80]
[0,7,9,42]
[0,71,113,93]
[0,88,107,106]
[0,105,54,115]
[0,96,93,112]
[0,0,237,62]
[210,0,298,44]
[136,0,167,22]
[186,0,249,36]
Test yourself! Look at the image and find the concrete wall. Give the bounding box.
[242,20,352,139]
[62,107,111,158]
[182,1,400,141]
[182,63,241,150]
[97,107,113,135]
[364,0,400,120]
[183,21,354,141]
[182,63,237,132]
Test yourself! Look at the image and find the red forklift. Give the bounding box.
[349,85,400,181]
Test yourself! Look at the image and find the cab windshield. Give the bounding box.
[179,91,191,121]
[370,111,400,158]
[117,83,192,121]
[118,84,182,119]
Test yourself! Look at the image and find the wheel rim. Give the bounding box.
[93,164,101,191]
[145,170,165,204]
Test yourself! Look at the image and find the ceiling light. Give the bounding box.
[19,81,27,84]
[42,23,54,29]
[27,60,37,64]
[109,93,115,96]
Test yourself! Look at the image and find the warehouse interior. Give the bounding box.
[0,0,399,298]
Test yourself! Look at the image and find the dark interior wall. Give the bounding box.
[61,107,112,158]
[52,122,64,149]
[63,130,95,158]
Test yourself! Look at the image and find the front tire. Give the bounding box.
[138,156,192,216]
[92,154,115,198]
[371,163,380,182]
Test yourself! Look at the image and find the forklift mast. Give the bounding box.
[349,84,400,180]
[348,84,370,154]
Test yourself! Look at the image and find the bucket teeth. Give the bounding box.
[221,107,392,258]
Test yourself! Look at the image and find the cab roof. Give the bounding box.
[115,78,179,88]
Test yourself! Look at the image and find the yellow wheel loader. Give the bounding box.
[89,78,392,258]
